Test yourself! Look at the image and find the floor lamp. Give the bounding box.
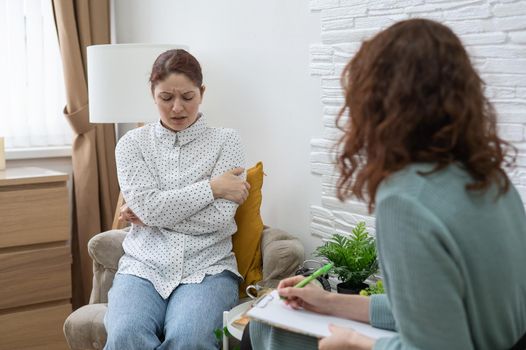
[87,43,188,229]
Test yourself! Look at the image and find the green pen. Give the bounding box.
[281,263,333,300]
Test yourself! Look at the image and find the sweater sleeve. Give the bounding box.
[116,133,215,227]
[165,129,246,234]
[369,294,397,331]
[373,194,474,350]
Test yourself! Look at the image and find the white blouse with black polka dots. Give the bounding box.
[115,115,245,298]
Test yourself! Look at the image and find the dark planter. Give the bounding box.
[337,281,369,295]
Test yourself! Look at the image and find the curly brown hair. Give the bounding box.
[336,18,515,212]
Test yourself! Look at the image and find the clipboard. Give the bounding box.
[246,290,396,339]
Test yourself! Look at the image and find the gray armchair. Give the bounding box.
[63,226,304,350]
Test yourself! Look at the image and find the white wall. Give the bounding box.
[114,0,526,258]
[114,0,325,256]
[309,0,526,241]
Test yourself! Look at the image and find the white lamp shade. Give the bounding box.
[87,44,188,123]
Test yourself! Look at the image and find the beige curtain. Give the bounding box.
[52,0,119,309]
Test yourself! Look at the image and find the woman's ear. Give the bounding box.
[200,85,206,99]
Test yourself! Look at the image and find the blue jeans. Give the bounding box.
[104,271,239,350]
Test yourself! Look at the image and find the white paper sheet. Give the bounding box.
[247,290,396,339]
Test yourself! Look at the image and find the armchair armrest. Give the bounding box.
[88,229,127,304]
[260,226,304,284]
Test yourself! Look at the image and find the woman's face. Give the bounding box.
[153,73,204,132]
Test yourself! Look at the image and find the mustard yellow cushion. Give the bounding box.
[233,162,264,297]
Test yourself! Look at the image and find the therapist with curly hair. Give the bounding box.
[249,18,526,350]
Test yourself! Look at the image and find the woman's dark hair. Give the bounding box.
[149,49,203,92]
[336,18,515,212]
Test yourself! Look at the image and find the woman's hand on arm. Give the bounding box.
[160,130,248,234]
[119,204,144,226]
[210,167,250,204]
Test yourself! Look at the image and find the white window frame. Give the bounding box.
[0,0,72,160]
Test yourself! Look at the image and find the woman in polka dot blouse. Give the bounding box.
[104,49,250,350]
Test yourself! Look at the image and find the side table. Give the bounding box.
[0,167,71,349]
[222,300,253,349]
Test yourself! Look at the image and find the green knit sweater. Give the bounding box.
[372,163,526,349]
[250,164,526,349]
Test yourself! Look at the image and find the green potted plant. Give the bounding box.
[315,222,378,294]
[359,280,384,296]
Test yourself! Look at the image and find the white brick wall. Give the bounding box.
[309,0,526,239]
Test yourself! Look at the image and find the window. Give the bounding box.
[0,0,71,151]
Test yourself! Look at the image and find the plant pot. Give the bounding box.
[337,281,369,295]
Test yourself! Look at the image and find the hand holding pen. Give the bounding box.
[278,263,335,314]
